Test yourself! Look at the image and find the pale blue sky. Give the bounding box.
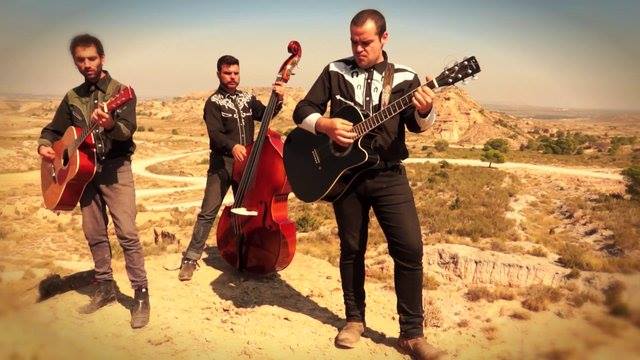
[1,0,638,110]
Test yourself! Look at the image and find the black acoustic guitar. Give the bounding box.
[283,56,481,202]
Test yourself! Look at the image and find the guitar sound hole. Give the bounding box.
[330,141,352,157]
[62,149,70,167]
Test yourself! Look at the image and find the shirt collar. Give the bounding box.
[360,51,389,74]
[216,85,241,98]
[85,70,111,93]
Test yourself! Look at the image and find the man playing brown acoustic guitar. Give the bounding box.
[37,34,150,329]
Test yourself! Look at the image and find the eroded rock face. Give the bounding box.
[426,244,568,287]
[366,243,569,288]
[417,86,528,146]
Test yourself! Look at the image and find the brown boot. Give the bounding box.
[335,321,365,348]
[397,337,445,360]
[178,258,198,281]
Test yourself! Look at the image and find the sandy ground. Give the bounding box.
[1,102,639,359]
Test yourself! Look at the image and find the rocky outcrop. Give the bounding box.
[366,243,569,288]
[425,243,568,287]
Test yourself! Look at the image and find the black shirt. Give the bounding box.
[293,52,436,162]
[204,86,282,157]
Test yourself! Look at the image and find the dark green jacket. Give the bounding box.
[38,71,137,161]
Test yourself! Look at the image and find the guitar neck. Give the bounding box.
[352,79,437,138]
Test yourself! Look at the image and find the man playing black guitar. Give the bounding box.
[292,9,442,359]
[37,34,150,328]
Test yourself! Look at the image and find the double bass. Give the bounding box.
[216,41,301,274]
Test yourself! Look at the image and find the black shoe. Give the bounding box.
[130,287,150,329]
[178,258,198,281]
[78,280,116,314]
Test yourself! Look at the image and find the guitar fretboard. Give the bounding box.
[352,79,436,138]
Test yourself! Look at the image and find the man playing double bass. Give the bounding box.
[178,55,286,280]
[293,9,443,359]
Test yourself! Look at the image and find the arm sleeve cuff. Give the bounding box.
[37,138,53,147]
[414,109,437,131]
[298,113,321,134]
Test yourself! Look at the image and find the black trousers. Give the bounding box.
[333,165,424,338]
[184,155,235,260]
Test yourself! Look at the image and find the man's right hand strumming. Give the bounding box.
[232,144,248,162]
[315,117,357,147]
[38,145,56,162]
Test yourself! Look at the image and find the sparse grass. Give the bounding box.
[296,232,340,266]
[419,147,638,168]
[590,195,640,252]
[521,284,563,312]
[409,163,519,242]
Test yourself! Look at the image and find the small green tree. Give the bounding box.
[622,166,640,200]
[481,149,505,168]
[484,138,509,153]
[434,139,449,152]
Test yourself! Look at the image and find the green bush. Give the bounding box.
[483,138,509,153]
[481,149,505,168]
[622,166,640,200]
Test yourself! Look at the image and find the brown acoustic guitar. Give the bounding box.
[41,86,135,210]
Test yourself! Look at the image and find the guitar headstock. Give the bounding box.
[434,56,480,88]
[105,86,135,112]
[276,41,302,83]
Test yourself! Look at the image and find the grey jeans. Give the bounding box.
[184,155,234,261]
[80,157,148,289]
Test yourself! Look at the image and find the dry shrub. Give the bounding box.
[510,310,531,320]
[466,286,515,302]
[457,319,470,328]
[466,286,493,302]
[521,284,563,312]
[603,280,630,318]
[586,315,623,337]
[567,291,600,308]
[527,246,548,257]
[564,268,580,280]
[542,348,575,360]
[423,274,440,290]
[481,325,498,341]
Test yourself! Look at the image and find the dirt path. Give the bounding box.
[405,158,623,181]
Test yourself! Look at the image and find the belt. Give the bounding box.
[370,160,401,170]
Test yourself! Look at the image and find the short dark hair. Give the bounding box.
[69,34,104,57]
[217,55,239,71]
[350,9,386,37]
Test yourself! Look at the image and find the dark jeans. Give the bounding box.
[80,157,148,289]
[333,165,424,338]
[184,155,234,261]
